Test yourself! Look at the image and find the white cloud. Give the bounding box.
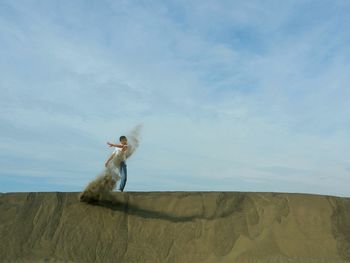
[0,0,350,196]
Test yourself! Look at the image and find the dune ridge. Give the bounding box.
[1,191,350,262]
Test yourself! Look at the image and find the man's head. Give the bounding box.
[119,135,127,145]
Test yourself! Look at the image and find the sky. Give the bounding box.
[1,0,350,196]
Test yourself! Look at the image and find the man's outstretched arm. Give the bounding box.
[107,142,124,148]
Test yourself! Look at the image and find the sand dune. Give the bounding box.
[1,192,350,262]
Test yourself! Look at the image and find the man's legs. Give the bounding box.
[119,161,127,192]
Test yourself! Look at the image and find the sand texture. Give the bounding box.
[1,192,350,262]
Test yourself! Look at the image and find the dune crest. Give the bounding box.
[1,191,350,262]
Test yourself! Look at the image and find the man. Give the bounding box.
[105,135,128,192]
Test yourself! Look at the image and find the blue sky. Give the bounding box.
[1,0,350,196]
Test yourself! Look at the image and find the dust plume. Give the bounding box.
[79,125,142,202]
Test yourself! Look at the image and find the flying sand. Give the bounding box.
[79,125,142,203]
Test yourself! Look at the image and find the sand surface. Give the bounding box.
[1,192,350,262]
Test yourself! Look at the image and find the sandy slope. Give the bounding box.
[1,192,350,263]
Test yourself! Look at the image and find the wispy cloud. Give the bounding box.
[0,0,349,196]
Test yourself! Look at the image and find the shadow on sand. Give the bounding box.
[83,192,247,223]
[87,195,202,223]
